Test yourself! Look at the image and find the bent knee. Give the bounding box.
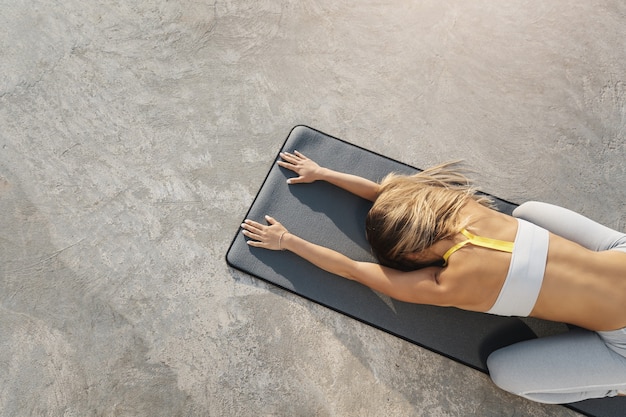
[512,201,542,221]
[487,347,564,404]
[487,349,520,394]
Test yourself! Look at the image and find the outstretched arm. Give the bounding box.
[278,151,380,202]
[241,215,446,305]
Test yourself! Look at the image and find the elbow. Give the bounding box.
[341,260,362,282]
[342,268,359,282]
[370,185,381,202]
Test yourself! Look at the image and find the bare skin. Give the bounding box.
[242,151,626,332]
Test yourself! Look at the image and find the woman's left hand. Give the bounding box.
[241,215,289,250]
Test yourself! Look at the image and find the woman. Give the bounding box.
[240,151,626,404]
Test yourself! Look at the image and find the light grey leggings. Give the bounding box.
[486,201,626,404]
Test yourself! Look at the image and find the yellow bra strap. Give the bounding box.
[442,229,514,266]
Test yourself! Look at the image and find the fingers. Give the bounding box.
[241,219,263,231]
[276,160,294,170]
[277,157,299,184]
[241,216,279,234]
[241,228,262,241]
[242,215,279,229]
[279,152,296,164]
[246,239,264,248]
[278,161,302,184]
[279,150,307,163]
[277,159,298,179]
[241,220,264,244]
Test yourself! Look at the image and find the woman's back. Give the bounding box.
[440,200,626,331]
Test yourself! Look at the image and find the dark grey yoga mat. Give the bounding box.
[226,125,624,417]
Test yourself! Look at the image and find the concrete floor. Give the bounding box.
[0,0,624,416]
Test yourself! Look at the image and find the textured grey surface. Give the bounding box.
[0,1,624,416]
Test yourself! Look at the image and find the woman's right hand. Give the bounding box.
[241,215,290,251]
[277,151,323,184]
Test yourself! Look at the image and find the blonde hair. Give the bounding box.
[365,161,494,270]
